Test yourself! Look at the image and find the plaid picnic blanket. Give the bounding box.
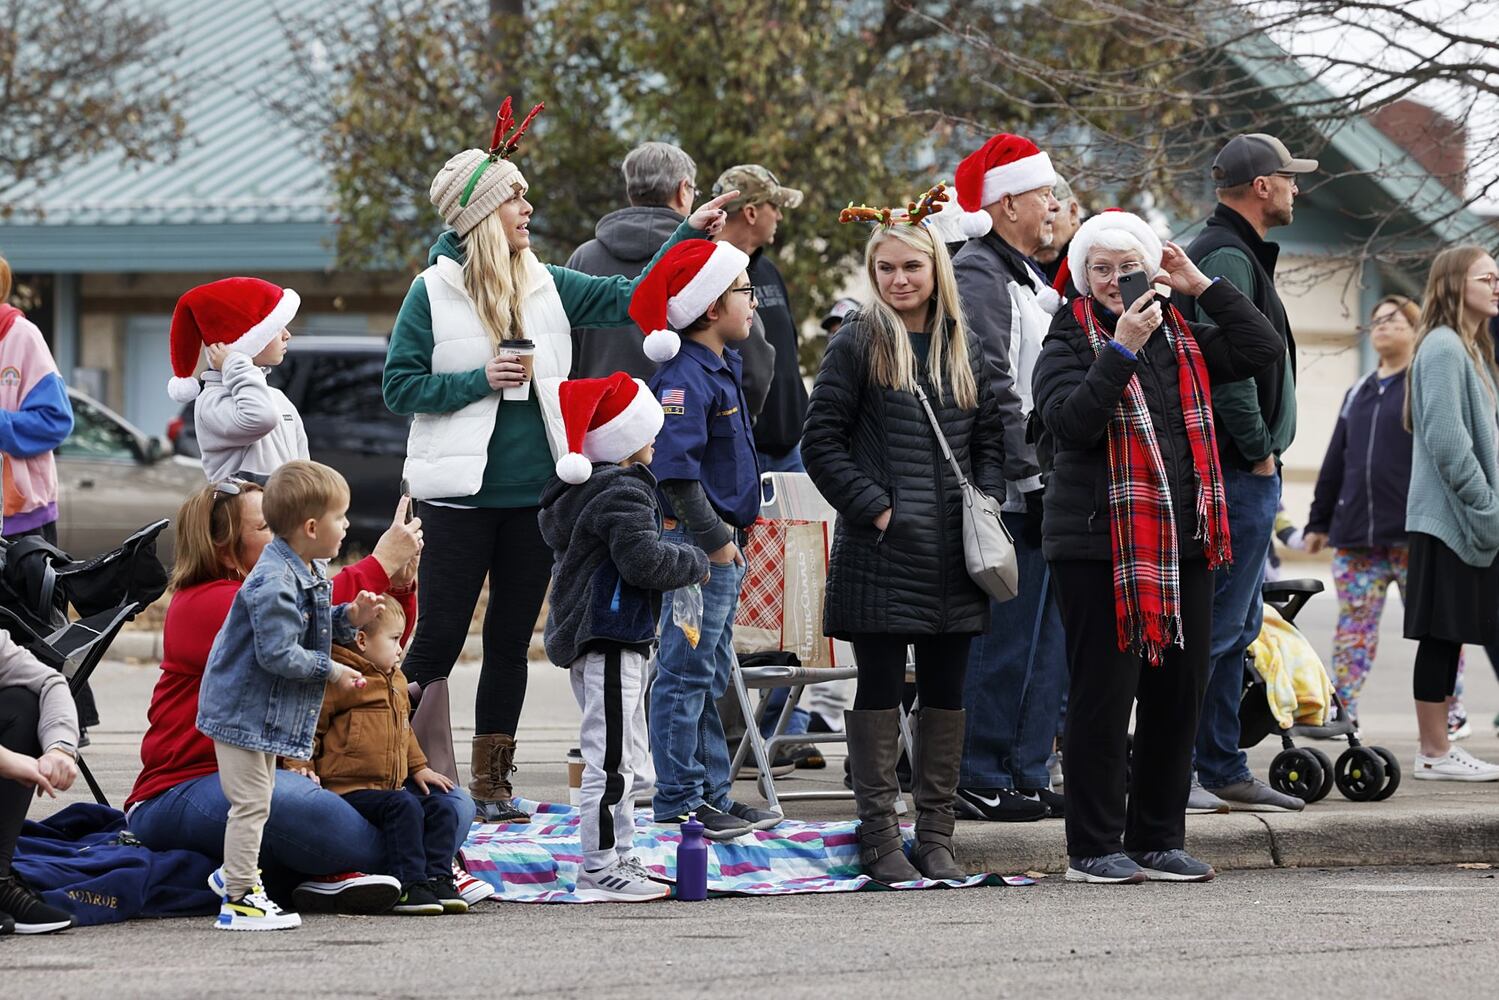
[460,800,1033,903]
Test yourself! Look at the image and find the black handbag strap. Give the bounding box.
[912,383,971,488]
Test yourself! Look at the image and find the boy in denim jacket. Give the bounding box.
[539,372,709,901]
[197,460,382,930]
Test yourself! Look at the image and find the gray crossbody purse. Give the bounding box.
[913,383,1020,603]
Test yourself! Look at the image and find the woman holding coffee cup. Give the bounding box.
[383,101,739,822]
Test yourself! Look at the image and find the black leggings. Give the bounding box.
[1414,638,1463,703]
[401,503,552,736]
[848,633,972,711]
[0,685,44,875]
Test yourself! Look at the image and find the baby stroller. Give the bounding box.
[1238,578,1400,803]
[0,520,170,805]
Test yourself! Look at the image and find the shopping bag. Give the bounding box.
[734,518,835,668]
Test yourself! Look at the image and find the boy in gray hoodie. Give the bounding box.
[539,372,709,902]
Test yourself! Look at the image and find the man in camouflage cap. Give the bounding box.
[714,164,809,474]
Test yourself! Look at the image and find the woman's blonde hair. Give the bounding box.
[860,224,978,410]
[170,480,265,591]
[1405,245,1499,430]
[464,207,534,348]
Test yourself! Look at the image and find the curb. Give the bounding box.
[113,630,538,663]
[953,808,1499,874]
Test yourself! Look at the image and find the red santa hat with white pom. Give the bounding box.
[628,238,751,364]
[166,277,300,403]
[953,133,1057,240]
[554,371,666,485]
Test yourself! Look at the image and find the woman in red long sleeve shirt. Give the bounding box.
[126,480,423,912]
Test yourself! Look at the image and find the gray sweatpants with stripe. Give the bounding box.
[571,648,648,871]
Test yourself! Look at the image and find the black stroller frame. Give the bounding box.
[0,519,170,807]
[1238,578,1401,803]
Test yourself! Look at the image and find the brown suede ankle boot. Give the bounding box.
[470,733,530,823]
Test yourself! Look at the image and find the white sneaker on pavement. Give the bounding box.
[1413,746,1499,781]
[575,857,670,902]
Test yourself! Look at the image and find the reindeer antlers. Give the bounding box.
[488,96,545,159]
[838,182,950,228]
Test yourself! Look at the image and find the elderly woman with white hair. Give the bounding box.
[1031,210,1282,885]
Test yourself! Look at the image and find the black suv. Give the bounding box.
[169,336,408,551]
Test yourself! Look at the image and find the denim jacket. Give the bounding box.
[196,537,356,757]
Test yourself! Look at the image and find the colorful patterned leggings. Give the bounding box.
[1330,546,1467,724]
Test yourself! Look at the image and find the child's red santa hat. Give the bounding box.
[555,371,666,484]
[166,277,300,403]
[628,239,751,364]
[953,134,1057,239]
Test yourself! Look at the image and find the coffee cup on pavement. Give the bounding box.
[500,339,536,401]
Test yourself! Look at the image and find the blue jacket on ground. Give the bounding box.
[196,536,355,757]
[1306,368,1412,549]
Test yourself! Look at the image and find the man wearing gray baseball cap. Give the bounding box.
[1174,132,1317,815]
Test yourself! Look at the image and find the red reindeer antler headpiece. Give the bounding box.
[489,96,545,160]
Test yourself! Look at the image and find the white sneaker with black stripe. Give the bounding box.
[575,857,670,902]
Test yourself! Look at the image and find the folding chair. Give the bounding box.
[728,472,915,812]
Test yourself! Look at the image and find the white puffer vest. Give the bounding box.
[402,253,570,500]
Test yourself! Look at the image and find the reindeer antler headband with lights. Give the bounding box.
[838,182,951,228]
[458,96,546,209]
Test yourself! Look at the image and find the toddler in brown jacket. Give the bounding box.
[300,600,477,915]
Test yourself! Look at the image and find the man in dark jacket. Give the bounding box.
[714,164,807,471]
[567,143,775,415]
[1177,133,1317,813]
[949,133,1064,823]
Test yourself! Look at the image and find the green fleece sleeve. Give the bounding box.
[382,277,493,416]
[545,220,708,328]
[1196,247,1273,461]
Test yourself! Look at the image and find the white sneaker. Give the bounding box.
[575,857,670,902]
[1413,746,1499,781]
[216,883,302,931]
[452,861,496,904]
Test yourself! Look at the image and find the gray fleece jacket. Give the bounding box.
[0,629,79,754]
[194,352,308,483]
[538,462,709,667]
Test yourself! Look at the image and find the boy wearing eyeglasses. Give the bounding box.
[626,240,780,840]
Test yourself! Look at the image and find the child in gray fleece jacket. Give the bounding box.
[538,372,707,902]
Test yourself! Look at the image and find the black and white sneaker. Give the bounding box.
[726,800,784,831]
[292,871,402,914]
[654,803,754,840]
[1019,787,1065,818]
[391,882,445,915]
[0,874,73,934]
[575,857,671,902]
[954,787,1048,822]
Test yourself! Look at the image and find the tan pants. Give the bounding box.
[214,742,278,899]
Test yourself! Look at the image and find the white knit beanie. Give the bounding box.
[430,149,529,236]
[1066,210,1163,296]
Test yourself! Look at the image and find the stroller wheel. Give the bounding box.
[1335,746,1387,801]
[1305,747,1335,803]
[1269,748,1324,801]
[1370,746,1401,801]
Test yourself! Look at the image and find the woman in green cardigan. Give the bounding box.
[383,123,737,822]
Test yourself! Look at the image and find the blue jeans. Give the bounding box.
[650,528,745,818]
[1197,467,1281,789]
[128,771,386,877]
[757,442,804,474]
[757,689,811,740]
[340,782,475,886]
[961,515,1069,789]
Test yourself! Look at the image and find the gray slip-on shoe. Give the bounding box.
[1128,849,1216,882]
[1212,777,1305,812]
[1187,777,1230,814]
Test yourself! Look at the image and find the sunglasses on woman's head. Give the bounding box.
[211,479,249,503]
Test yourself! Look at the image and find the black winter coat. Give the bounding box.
[803,316,1006,637]
[1033,280,1283,562]
[1305,369,1412,549]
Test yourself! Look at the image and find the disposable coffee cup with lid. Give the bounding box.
[500,339,537,400]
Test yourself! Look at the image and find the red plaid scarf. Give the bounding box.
[1072,295,1232,665]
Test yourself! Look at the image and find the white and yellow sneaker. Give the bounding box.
[215,883,302,931]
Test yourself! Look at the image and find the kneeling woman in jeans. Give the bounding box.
[804,206,1005,883]
[1032,211,1280,884]
[126,481,443,911]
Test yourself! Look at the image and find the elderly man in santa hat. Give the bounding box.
[950,133,1068,824]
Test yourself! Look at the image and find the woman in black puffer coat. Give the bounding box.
[1033,211,1281,886]
[803,219,1004,884]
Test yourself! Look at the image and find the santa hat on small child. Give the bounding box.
[166,277,300,402]
[555,372,666,484]
[953,134,1057,239]
[1066,209,1163,296]
[628,239,751,364]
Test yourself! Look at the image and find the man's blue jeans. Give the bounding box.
[961,514,1069,790]
[128,770,387,876]
[1196,466,1281,790]
[650,528,745,818]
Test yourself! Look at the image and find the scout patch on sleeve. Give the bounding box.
[660,387,686,415]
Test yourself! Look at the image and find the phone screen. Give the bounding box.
[1118,270,1152,312]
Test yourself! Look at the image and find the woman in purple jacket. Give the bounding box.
[1304,294,1469,734]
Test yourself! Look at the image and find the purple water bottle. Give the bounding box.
[676,812,708,901]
